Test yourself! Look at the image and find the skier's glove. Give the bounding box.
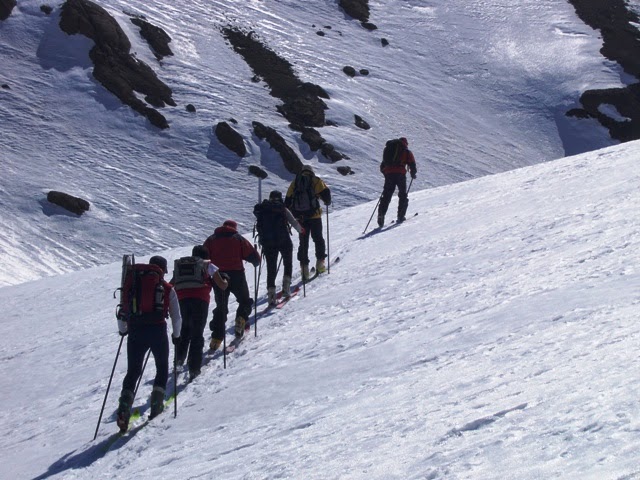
[119,330,128,337]
[220,272,231,281]
[172,336,180,345]
[411,172,417,180]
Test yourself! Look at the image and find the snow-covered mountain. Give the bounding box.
[0,0,625,286]
[1,139,639,479]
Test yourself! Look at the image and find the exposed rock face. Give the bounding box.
[222,27,328,128]
[47,191,90,215]
[337,166,355,176]
[0,0,16,21]
[59,0,174,129]
[567,0,640,142]
[130,17,173,59]
[354,114,370,130]
[339,0,369,22]
[215,121,247,157]
[252,121,303,174]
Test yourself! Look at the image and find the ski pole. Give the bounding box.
[254,246,263,337]
[223,287,230,369]
[363,194,383,234]
[173,349,177,418]
[93,335,125,440]
[133,349,151,400]
[326,204,331,274]
[407,177,414,195]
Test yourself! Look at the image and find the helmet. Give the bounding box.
[269,190,282,201]
[301,164,314,174]
[149,255,168,274]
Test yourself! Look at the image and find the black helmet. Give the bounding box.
[149,255,168,274]
[269,190,282,201]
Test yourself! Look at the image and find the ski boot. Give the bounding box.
[149,386,165,420]
[316,258,326,274]
[301,263,311,281]
[234,316,246,338]
[267,287,277,306]
[282,275,292,299]
[377,213,384,228]
[209,337,222,351]
[116,389,134,433]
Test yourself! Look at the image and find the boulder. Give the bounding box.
[130,17,173,59]
[0,0,16,21]
[59,0,174,129]
[47,191,90,215]
[215,121,247,157]
[338,0,369,22]
[252,121,303,174]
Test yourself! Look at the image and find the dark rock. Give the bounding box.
[320,142,346,162]
[186,104,196,113]
[359,69,369,76]
[40,5,53,15]
[0,0,16,21]
[354,114,370,130]
[339,0,369,22]
[222,27,328,128]
[568,0,640,141]
[316,31,325,36]
[301,127,324,151]
[251,74,261,83]
[324,25,332,30]
[381,38,389,47]
[361,22,377,31]
[566,108,591,119]
[229,118,238,124]
[325,119,339,127]
[215,121,247,157]
[47,191,90,216]
[1,84,9,89]
[248,165,268,179]
[252,121,303,174]
[59,0,174,129]
[337,166,355,176]
[130,17,172,59]
[343,66,357,77]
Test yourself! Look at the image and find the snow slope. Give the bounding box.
[1,139,638,479]
[0,0,625,286]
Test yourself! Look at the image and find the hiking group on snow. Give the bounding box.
[106,139,417,434]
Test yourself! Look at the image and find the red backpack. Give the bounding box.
[117,262,170,324]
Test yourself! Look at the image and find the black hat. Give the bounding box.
[192,245,209,260]
[269,190,282,201]
[149,255,168,274]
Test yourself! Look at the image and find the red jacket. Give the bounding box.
[204,225,261,272]
[381,148,417,175]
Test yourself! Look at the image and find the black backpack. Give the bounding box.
[291,173,319,217]
[254,200,290,246]
[381,139,404,167]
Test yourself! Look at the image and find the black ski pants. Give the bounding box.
[379,173,408,220]
[122,323,169,393]
[297,217,325,265]
[263,241,293,288]
[176,298,209,373]
[210,270,253,340]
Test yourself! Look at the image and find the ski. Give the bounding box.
[224,334,246,354]
[390,211,419,225]
[275,288,299,309]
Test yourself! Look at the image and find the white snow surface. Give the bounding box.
[1,140,639,479]
[0,0,626,286]
[1,0,640,478]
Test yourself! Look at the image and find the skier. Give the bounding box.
[378,137,417,226]
[254,190,304,305]
[285,165,331,280]
[172,245,228,381]
[116,255,182,432]
[203,220,261,350]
